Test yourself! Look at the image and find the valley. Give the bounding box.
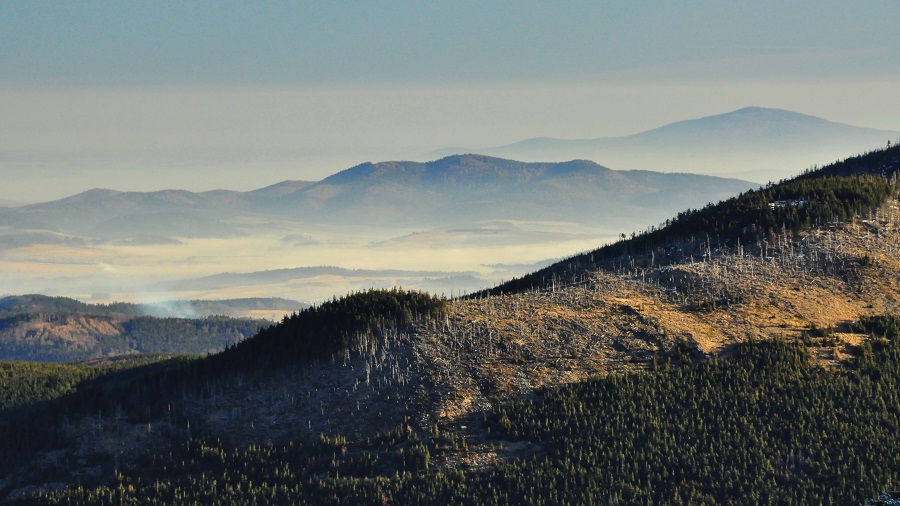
[6,3,900,503]
[0,155,752,305]
[2,144,900,504]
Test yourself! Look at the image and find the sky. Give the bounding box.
[2,0,900,203]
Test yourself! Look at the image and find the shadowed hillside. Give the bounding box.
[4,144,900,504]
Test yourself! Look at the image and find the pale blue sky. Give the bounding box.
[2,1,899,201]
[3,1,898,86]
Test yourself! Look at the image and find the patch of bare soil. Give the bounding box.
[0,314,122,349]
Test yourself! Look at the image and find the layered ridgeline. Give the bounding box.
[0,295,302,361]
[0,155,758,303]
[5,144,900,504]
[434,107,900,184]
[0,155,754,240]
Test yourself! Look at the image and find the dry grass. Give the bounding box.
[17,200,900,483]
[405,198,900,428]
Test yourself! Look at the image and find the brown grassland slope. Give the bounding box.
[26,195,896,483]
[413,196,900,426]
[5,144,900,502]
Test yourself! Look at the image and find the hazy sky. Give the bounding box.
[2,1,900,202]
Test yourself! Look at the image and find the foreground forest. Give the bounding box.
[3,143,900,504]
[17,334,900,504]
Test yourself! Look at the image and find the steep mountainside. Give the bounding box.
[4,144,900,504]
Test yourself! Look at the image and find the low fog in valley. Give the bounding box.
[0,222,606,307]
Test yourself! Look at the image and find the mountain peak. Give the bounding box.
[426,153,526,170]
[726,106,811,117]
[35,188,123,207]
[443,107,899,183]
[645,106,832,135]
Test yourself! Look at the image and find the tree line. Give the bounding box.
[481,143,900,296]
[11,319,900,504]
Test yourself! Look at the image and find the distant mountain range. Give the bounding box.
[6,107,878,305]
[0,155,755,242]
[12,107,885,243]
[431,107,900,183]
[5,145,900,503]
[153,266,478,292]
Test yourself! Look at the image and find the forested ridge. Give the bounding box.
[482,143,900,296]
[14,329,900,505]
[0,294,302,319]
[213,288,448,371]
[0,289,444,420]
[0,294,216,317]
[4,145,900,504]
[0,294,307,362]
[0,361,99,412]
[0,289,447,497]
[0,312,266,362]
